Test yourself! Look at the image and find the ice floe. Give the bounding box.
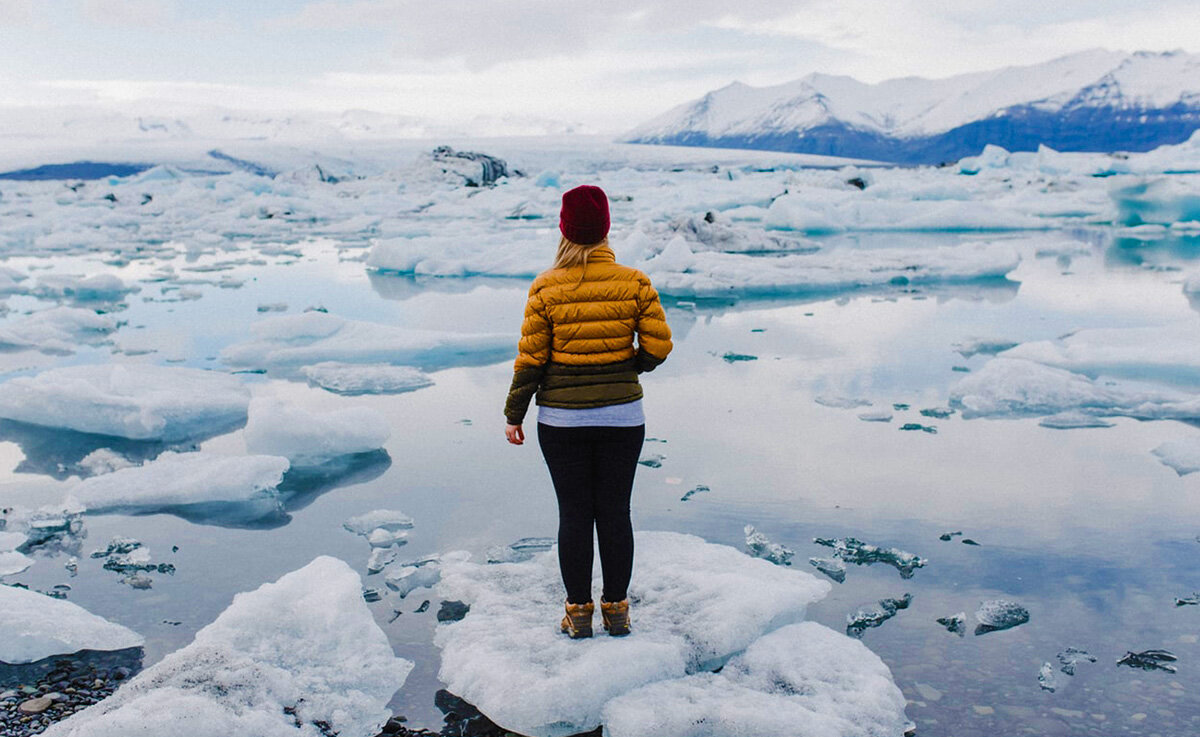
[601,622,910,737]
[745,525,795,565]
[343,509,414,537]
[634,238,1020,298]
[0,307,118,354]
[1152,437,1200,476]
[1001,323,1200,386]
[813,536,927,579]
[975,600,1030,635]
[300,361,433,395]
[950,358,1200,421]
[434,531,831,737]
[846,594,912,638]
[0,583,144,664]
[0,363,250,441]
[41,556,412,737]
[68,451,289,514]
[221,311,511,371]
[243,396,390,465]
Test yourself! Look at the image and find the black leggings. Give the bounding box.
[537,423,645,605]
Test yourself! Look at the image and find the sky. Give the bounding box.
[0,0,1197,133]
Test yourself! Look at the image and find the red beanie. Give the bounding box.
[559,185,610,245]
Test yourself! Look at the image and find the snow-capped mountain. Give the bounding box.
[624,49,1200,164]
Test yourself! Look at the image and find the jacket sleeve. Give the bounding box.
[634,278,673,373]
[504,286,552,424]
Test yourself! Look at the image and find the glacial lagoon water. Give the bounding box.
[3,197,1200,733]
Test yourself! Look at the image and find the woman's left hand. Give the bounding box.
[505,423,525,445]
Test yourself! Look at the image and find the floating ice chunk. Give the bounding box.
[385,564,443,598]
[857,409,893,422]
[221,311,510,370]
[90,536,143,559]
[486,537,556,564]
[0,583,143,664]
[951,358,1200,421]
[1176,592,1200,606]
[68,451,289,513]
[936,612,966,636]
[243,396,390,466]
[636,241,1020,298]
[300,361,433,395]
[0,551,33,576]
[1038,662,1058,692]
[959,144,1011,174]
[1002,323,1200,386]
[434,531,830,737]
[366,548,396,575]
[637,453,664,468]
[0,531,26,552]
[41,556,413,737]
[1110,178,1200,226]
[1116,649,1177,673]
[745,525,794,565]
[974,600,1029,635]
[846,594,911,638]
[1153,437,1200,476]
[0,364,250,441]
[343,509,414,536]
[33,273,138,302]
[813,536,926,579]
[0,307,118,354]
[808,557,846,583]
[1057,647,1097,675]
[601,622,910,737]
[1039,411,1115,429]
[367,528,408,548]
[899,422,937,433]
[77,447,138,476]
[680,484,710,502]
[919,406,955,419]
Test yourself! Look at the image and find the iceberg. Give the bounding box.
[0,307,118,354]
[434,531,831,737]
[1001,323,1200,386]
[601,622,910,737]
[243,396,390,466]
[636,239,1020,298]
[0,364,250,441]
[68,451,289,514]
[1110,178,1200,226]
[1152,437,1200,476]
[221,311,511,371]
[950,358,1200,421]
[41,556,413,737]
[300,361,433,395]
[0,584,144,664]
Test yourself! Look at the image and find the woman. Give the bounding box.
[504,184,673,639]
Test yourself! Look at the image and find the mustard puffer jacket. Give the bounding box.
[504,244,673,425]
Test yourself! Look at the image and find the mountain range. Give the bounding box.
[623,49,1200,165]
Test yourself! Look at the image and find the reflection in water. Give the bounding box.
[0,420,177,481]
[368,272,524,302]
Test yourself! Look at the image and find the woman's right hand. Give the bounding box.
[505,423,525,445]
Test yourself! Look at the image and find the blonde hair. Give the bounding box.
[551,235,607,271]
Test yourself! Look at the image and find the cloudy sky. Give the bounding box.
[0,0,1196,132]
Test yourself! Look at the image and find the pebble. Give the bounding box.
[914,682,942,701]
[17,696,52,714]
[1131,713,1147,721]
[973,705,995,716]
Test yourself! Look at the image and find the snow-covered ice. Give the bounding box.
[434,531,831,737]
[0,363,250,440]
[221,311,511,371]
[0,583,144,664]
[300,362,433,395]
[0,551,34,576]
[1001,323,1200,386]
[41,556,412,737]
[68,451,289,514]
[243,396,390,465]
[601,622,910,737]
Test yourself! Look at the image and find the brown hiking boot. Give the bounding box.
[600,598,631,636]
[561,600,594,639]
